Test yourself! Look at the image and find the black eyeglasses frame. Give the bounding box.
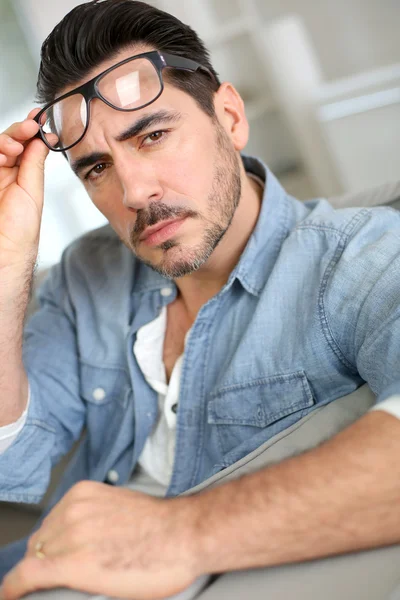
[34,50,215,152]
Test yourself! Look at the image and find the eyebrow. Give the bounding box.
[70,109,182,177]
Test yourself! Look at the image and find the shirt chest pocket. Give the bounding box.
[207,370,315,459]
[79,363,131,467]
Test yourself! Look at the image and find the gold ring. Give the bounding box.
[34,541,46,559]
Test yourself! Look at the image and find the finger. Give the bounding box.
[1,557,69,600]
[26,502,93,558]
[27,532,85,560]
[2,555,104,600]
[0,137,24,169]
[2,119,39,145]
[27,108,41,121]
[0,121,41,170]
[27,508,104,558]
[25,483,126,560]
[0,136,24,155]
[1,553,187,600]
[27,520,67,556]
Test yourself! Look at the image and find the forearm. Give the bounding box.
[189,410,400,575]
[0,262,34,425]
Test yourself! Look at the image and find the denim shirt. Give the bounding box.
[1,155,400,508]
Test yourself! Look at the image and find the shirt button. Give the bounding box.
[161,287,173,297]
[107,470,119,484]
[92,387,106,402]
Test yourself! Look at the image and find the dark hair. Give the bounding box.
[36,0,221,118]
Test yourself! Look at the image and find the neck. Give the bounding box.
[175,165,263,322]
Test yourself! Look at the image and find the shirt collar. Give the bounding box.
[230,155,292,296]
[132,155,293,298]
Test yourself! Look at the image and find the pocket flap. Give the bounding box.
[208,370,314,427]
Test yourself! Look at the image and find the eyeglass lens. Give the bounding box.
[40,57,162,150]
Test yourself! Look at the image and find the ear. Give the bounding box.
[213,82,249,151]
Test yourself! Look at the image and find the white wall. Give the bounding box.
[0,1,36,109]
[248,0,400,82]
[13,0,91,63]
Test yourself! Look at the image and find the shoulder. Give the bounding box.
[295,200,400,294]
[322,204,400,339]
[296,198,368,237]
[288,199,400,322]
[292,198,400,255]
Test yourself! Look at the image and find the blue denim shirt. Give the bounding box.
[1,155,400,508]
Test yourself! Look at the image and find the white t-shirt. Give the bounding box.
[126,305,187,496]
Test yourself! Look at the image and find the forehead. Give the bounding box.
[64,50,206,166]
[61,44,154,96]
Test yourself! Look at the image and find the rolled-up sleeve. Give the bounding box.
[0,254,85,504]
[370,396,400,420]
[324,207,400,418]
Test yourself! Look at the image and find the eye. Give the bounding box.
[85,163,108,181]
[142,130,168,146]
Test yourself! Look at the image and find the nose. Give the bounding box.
[115,151,164,211]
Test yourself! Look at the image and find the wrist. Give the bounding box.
[169,494,212,578]
[175,489,228,578]
[0,245,37,277]
[0,257,36,314]
[0,399,28,427]
[0,370,29,426]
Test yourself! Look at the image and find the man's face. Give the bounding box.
[66,48,243,279]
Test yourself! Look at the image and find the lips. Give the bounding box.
[139,217,187,247]
[139,218,182,241]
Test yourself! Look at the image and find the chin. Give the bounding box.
[143,244,206,279]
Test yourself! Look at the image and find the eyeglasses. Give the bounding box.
[34,50,215,152]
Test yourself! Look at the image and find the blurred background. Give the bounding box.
[1,0,400,268]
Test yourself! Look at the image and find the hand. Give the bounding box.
[0,110,55,270]
[1,481,201,600]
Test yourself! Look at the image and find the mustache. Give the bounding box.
[131,203,198,242]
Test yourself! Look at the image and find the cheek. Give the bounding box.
[158,132,215,199]
[106,210,136,246]
[86,171,122,212]
[86,184,132,238]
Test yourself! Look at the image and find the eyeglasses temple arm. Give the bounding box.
[161,52,216,82]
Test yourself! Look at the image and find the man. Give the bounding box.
[0,0,400,598]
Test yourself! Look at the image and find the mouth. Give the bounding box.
[139,217,187,247]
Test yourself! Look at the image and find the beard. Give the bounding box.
[128,121,242,279]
